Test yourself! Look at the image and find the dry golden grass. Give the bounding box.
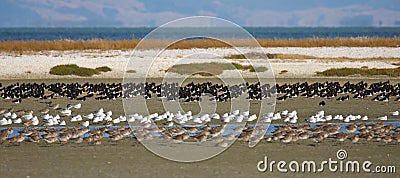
[257,37,400,47]
[167,37,400,49]
[0,40,139,53]
[0,37,399,53]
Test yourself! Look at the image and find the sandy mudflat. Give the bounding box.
[0,140,399,178]
[1,47,399,79]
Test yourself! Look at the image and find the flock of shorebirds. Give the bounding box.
[0,118,399,146]
[1,81,399,103]
[0,80,399,146]
[265,122,400,145]
[0,104,399,146]
[0,101,399,127]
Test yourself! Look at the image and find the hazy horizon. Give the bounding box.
[1,0,400,27]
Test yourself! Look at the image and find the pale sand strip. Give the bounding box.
[0,47,399,79]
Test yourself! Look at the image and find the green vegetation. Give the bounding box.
[126,70,137,73]
[316,67,400,77]
[279,70,288,74]
[231,62,268,72]
[193,72,214,76]
[249,66,268,72]
[49,64,112,77]
[95,66,112,72]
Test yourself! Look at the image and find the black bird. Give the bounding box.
[0,81,399,103]
[12,98,21,104]
[319,101,326,106]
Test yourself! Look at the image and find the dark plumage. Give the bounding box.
[0,81,398,103]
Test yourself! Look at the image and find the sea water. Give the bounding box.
[0,27,399,41]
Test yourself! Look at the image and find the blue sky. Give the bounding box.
[1,0,400,27]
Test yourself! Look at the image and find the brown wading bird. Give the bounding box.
[93,140,102,145]
[350,135,360,144]
[312,133,324,146]
[335,132,348,146]
[0,128,14,143]
[216,141,229,148]
[238,131,251,142]
[52,104,60,110]
[110,133,124,143]
[346,124,357,133]
[8,134,25,146]
[43,137,57,144]
[172,134,184,143]
[58,133,72,144]
[28,134,40,143]
[383,135,393,144]
[194,134,207,142]
[185,127,198,134]
[0,108,6,114]
[281,135,292,144]
[84,136,94,143]
[298,132,310,142]
[40,108,50,114]
[74,137,84,144]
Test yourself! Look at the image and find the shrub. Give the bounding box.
[95,66,112,72]
[250,66,268,72]
[193,72,214,76]
[49,64,111,77]
[49,64,79,75]
[279,70,288,74]
[231,62,245,69]
[74,67,100,77]
[126,70,137,73]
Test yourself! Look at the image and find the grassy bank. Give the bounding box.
[0,37,399,53]
[316,67,400,77]
[49,64,112,77]
[225,53,400,61]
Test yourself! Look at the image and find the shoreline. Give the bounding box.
[1,47,399,80]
